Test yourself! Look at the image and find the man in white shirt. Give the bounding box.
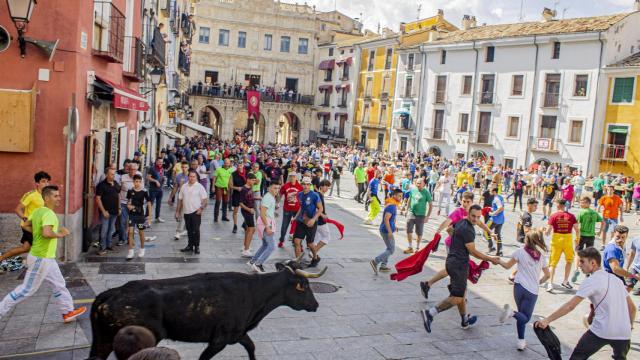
[117,163,141,246]
[175,170,208,255]
[536,247,635,359]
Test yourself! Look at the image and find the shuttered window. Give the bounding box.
[612,77,635,104]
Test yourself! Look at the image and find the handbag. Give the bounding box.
[587,274,610,325]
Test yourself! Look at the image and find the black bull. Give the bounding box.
[88,262,327,360]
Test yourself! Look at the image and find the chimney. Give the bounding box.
[399,22,406,34]
[635,0,640,12]
[461,15,477,30]
[437,9,444,17]
[428,30,441,42]
[542,7,556,22]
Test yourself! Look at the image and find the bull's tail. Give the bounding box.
[88,288,119,359]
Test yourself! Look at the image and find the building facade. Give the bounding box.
[418,10,640,174]
[186,0,317,144]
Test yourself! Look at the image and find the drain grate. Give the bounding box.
[99,263,145,275]
[309,282,339,293]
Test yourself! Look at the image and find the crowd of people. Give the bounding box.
[1,132,639,359]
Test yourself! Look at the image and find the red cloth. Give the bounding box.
[289,218,344,240]
[468,260,490,284]
[482,207,492,217]
[247,90,260,120]
[390,233,441,281]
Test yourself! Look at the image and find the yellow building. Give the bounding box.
[352,11,456,152]
[599,52,640,178]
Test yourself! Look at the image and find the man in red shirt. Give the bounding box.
[545,199,580,292]
[279,172,302,247]
[366,162,378,183]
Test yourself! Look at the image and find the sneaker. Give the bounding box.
[309,256,321,268]
[145,236,157,242]
[495,251,504,257]
[571,270,580,283]
[541,216,547,221]
[517,339,527,351]
[62,307,87,323]
[174,234,181,241]
[420,281,430,299]
[97,248,107,256]
[194,247,200,254]
[257,264,265,273]
[116,241,125,246]
[546,283,554,293]
[499,304,513,323]
[180,246,193,253]
[222,217,230,222]
[126,249,134,260]
[246,261,256,272]
[363,219,372,225]
[179,231,188,237]
[138,248,145,258]
[461,314,478,329]
[241,249,253,258]
[369,260,378,275]
[379,265,391,272]
[487,247,496,253]
[420,309,433,333]
[403,247,414,254]
[278,241,284,248]
[251,262,262,273]
[155,218,165,223]
[561,281,573,290]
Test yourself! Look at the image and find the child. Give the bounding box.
[400,172,412,216]
[497,229,550,351]
[370,189,403,274]
[126,174,152,260]
[248,181,281,273]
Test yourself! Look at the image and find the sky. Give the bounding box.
[306,0,636,32]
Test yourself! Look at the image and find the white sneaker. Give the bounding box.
[246,261,256,272]
[241,249,253,258]
[156,218,165,223]
[179,230,188,237]
[138,248,145,258]
[126,249,134,259]
[517,339,527,351]
[174,233,180,240]
[145,236,157,242]
[499,304,513,323]
[363,219,372,225]
[546,283,554,293]
[251,263,263,273]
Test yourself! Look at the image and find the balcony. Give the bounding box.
[123,36,145,81]
[380,92,389,101]
[541,92,560,108]
[530,137,560,152]
[188,84,313,105]
[338,102,348,108]
[395,119,414,131]
[433,90,446,104]
[364,92,373,100]
[476,91,496,105]
[92,1,125,63]
[425,127,448,140]
[181,13,194,42]
[178,44,190,75]
[601,144,628,161]
[360,121,386,129]
[469,131,493,145]
[147,26,166,67]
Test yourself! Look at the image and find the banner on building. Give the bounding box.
[247,90,260,122]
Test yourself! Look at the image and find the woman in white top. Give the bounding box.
[436,169,452,216]
[497,229,550,351]
[247,181,280,273]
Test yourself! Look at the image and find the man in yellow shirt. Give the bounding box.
[0,171,50,263]
[0,185,86,323]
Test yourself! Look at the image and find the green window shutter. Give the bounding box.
[612,77,635,103]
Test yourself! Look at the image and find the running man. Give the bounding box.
[363,170,382,226]
[247,181,281,273]
[405,178,432,253]
[571,195,604,283]
[541,177,559,221]
[370,188,403,275]
[597,184,624,249]
[239,173,258,258]
[545,199,580,292]
[603,225,640,285]
[0,186,86,323]
[308,179,331,267]
[488,187,505,256]
[292,177,323,259]
[279,173,302,247]
[175,170,208,255]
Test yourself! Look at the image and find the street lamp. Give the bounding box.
[7,0,37,57]
[149,67,164,88]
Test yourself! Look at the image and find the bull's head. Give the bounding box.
[275,256,326,312]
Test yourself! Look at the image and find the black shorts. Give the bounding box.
[20,228,33,245]
[241,211,255,228]
[576,235,595,250]
[128,214,146,230]
[293,219,317,244]
[445,260,469,298]
[231,193,241,207]
[474,182,481,189]
[543,197,553,206]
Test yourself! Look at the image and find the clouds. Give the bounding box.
[306,0,634,33]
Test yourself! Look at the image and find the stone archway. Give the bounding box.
[232,110,266,142]
[198,105,222,137]
[428,146,442,156]
[277,112,300,144]
[471,150,487,161]
[534,158,551,167]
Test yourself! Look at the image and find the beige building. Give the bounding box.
[185,0,318,143]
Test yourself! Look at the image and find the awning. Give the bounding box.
[393,109,411,116]
[337,84,351,92]
[608,125,628,134]
[318,85,333,93]
[317,112,330,118]
[335,112,347,119]
[319,59,335,70]
[177,119,213,135]
[159,128,186,140]
[95,76,149,111]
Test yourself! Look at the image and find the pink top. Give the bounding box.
[444,207,468,247]
[633,184,640,199]
[562,184,574,202]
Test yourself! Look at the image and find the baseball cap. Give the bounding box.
[301,177,312,184]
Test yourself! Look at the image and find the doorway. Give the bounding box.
[285,78,298,91]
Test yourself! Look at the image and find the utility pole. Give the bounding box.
[519,0,525,22]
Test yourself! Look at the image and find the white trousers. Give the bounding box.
[0,255,74,319]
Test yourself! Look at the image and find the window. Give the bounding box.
[360,130,367,145]
[323,91,331,106]
[511,75,524,96]
[198,27,210,43]
[380,104,388,125]
[504,158,515,169]
[485,46,495,62]
[328,48,334,56]
[404,76,413,98]
[611,77,635,104]
[218,29,229,46]
[440,50,446,64]
[382,76,390,96]
[342,63,349,80]
[377,133,385,151]
[365,77,373,98]
[384,48,393,69]
[569,120,584,143]
[507,116,520,138]
[280,36,290,52]
[435,75,446,103]
[340,49,344,55]
[237,31,246,48]
[340,88,348,106]
[400,137,408,151]
[574,74,588,97]
[462,75,473,95]
[264,34,272,50]
[407,53,414,70]
[458,113,469,133]
[324,69,332,82]
[298,38,308,54]
[363,104,370,123]
[367,50,375,71]
[539,115,557,138]
[552,42,561,59]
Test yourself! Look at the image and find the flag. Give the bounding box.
[390,233,441,281]
[247,90,260,121]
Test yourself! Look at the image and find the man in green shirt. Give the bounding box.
[353,161,367,203]
[212,158,234,222]
[406,178,433,252]
[0,186,86,323]
[592,173,605,206]
[571,195,605,283]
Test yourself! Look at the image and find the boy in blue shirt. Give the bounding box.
[604,225,640,286]
[627,234,640,295]
[371,189,403,274]
[292,177,323,259]
[489,187,505,256]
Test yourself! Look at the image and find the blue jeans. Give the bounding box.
[374,231,395,266]
[252,231,276,265]
[149,190,163,219]
[118,204,129,242]
[279,210,296,242]
[99,213,117,249]
[513,283,538,339]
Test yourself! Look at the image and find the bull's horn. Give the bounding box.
[294,252,305,263]
[295,266,328,279]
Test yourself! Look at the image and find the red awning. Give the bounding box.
[319,59,336,70]
[96,76,149,111]
[340,84,351,92]
[317,112,330,118]
[318,85,333,93]
[335,112,347,119]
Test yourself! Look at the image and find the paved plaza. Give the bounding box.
[1,173,639,360]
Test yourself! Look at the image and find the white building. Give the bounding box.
[418,8,640,173]
[390,45,423,153]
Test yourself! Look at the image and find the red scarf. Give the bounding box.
[390,233,441,281]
